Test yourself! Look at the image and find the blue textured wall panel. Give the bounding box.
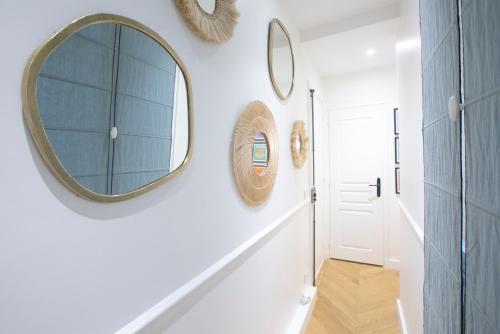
[420,0,462,332]
[463,0,500,332]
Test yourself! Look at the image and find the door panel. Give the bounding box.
[330,104,385,265]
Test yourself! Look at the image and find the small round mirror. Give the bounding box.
[196,0,216,14]
[268,19,294,100]
[252,132,269,176]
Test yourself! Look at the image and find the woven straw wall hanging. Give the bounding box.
[174,0,239,43]
[232,101,278,207]
[290,121,309,168]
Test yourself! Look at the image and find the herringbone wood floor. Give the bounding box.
[305,259,400,334]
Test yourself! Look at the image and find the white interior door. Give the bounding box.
[330,104,386,265]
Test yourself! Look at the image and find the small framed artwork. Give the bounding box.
[394,137,400,164]
[395,167,401,194]
[394,108,400,135]
[252,132,269,176]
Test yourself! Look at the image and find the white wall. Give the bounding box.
[0,1,324,333]
[396,0,424,332]
[323,67,401,268]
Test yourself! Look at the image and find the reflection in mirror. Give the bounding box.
[269,19,294,100]
[196,0,216,14]
[294,135,302,151]
[35,22,190,197]
[252,132,269,176]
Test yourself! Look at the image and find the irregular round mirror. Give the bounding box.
[23,14,193,202]
[196,0,216,14]
[252,132,269,176]
[268,18,295,100]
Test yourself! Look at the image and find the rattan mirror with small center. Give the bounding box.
[175,0,239,43]
[232,101,278,207]
[22,14,193,202]
[290,121,309,168]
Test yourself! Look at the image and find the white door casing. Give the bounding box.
[330,103,386,265]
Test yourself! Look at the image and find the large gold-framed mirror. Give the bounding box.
[175,0,239,43]
[22,14,193,202]
[268,18,295,101]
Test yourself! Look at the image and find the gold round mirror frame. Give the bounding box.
[22,13,194,202]
[291,121,309,168]
[268,18,295,101]
[175,0,239,43]
[232,101,278,207]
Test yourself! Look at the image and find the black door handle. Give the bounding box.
[369,178,381,197]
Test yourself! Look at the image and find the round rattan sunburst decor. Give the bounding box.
[174,0,239,43]
[232,101,278,207]
[290,121,309,169]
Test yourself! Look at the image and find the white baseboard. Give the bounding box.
[384,258,400,270]
[397,299,409,334]
[315,258,325,279]
[286,286,318,334]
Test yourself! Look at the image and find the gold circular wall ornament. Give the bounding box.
[291,121,309,168]
[174,0,239,43]
[232,101,278,207]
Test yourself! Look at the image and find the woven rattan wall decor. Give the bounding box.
[174,0,239,43]
[232,101,278,207]
[290,121,309,168]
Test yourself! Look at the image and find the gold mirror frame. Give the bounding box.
[268,18,295,101]
[232,101,278,207]
[175,0,239,43]
[291,121,309,168]
[22,13,194,202]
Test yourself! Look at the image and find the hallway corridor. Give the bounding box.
[306,260,400,334]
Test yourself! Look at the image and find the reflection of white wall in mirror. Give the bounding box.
[272,28,293,96]
[171,67,189,171]
[196,0,216,14]
[295,135,301,151]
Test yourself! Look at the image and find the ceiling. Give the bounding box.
[303,18,399,77]
[278,0,400,77]
[280,0,399,31]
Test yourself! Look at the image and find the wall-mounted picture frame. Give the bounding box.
[394,137,400,164]
[395,167,401,194]
[394,108,400,135]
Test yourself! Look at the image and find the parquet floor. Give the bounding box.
[305,259,400,334]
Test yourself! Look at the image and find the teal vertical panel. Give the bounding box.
[420,0,463,332]
[462,0,500,332]
[111,26,175,194]
[37,24,116,194]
